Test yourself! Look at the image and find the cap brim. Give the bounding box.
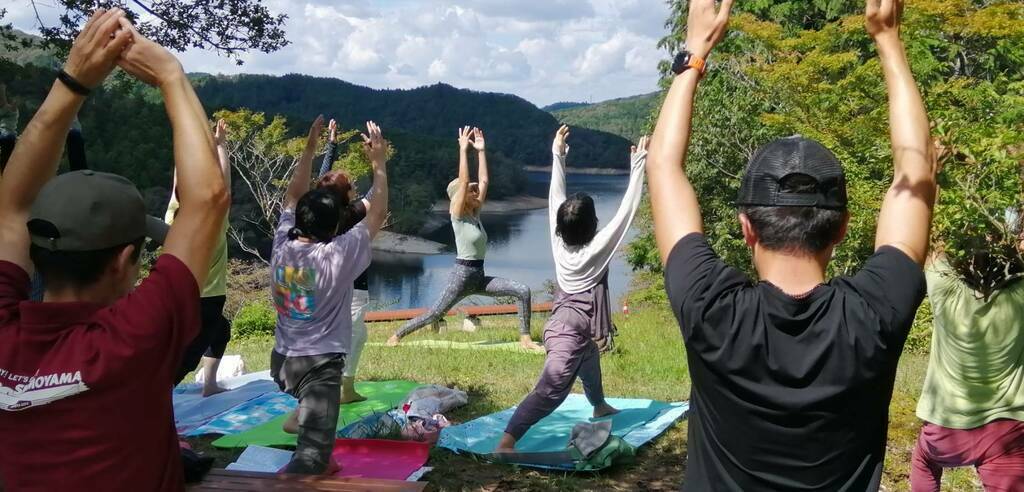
[145,216,170,246]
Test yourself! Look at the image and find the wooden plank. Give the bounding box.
[189,469,426,491]
[365,301,553,323]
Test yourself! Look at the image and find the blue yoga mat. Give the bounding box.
[173,371,277,434]
[438,394,688,469]
[186,391,297,437]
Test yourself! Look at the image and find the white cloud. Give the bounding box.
[3,0,671,106]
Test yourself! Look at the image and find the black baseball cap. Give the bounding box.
[27,170,169,252]
[736,136,848,210]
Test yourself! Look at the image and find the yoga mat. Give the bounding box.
[437,394,689,470]
[173,370,277,434]
[332,439,430,481]
[368,339,545,354]
[225,445,292,473]
[212,380,422,449]
[187,392,298,437]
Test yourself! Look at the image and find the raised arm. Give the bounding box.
[318,118,339,179]
[587,136,649,261]
[284,115,324,211]
[117,20,228,285]
[450,126,473,218]
[549,125,570,234]
[0,9,131,272]
[868,0,936,265]
[360,121,389,239]
[646,0,733,266]
[472,127,489,204]
[213,118,231,190]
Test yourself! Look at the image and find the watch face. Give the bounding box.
[673,51,692,74]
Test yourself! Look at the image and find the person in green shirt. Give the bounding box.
[912,235,1024,490]
[168,119,233,397]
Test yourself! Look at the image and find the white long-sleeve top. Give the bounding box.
[549,142,647,294]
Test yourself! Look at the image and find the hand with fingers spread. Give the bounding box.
[632,135,650,157]
[472,128,486,152]
[458,126,473,153]
[116,18,185,88]
[685,0,735,59]
[63,8,134,90]
[328,119,338,144]
[866,0,903,41]
[361,121,388,164]
[553,125,570,156]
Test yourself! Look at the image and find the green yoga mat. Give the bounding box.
[368,340,546,354]
[212,380,421,449]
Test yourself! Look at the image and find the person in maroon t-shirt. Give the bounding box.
[0,10,229,492]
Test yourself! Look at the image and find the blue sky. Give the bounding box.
[2,0,672,106]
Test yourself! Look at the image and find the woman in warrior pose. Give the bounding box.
[387,126,540,350]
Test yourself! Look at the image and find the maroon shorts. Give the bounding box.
[911,419,1024,492]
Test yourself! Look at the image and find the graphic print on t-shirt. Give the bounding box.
[0,368,89,411]
[272,266,317,320]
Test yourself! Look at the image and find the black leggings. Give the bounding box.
[0,128,87,174]
[174,295,232,385]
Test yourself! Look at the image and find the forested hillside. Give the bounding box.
[550,93,659,142]
[193,75,631,168]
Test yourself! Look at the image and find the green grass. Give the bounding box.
[186,306,982,491]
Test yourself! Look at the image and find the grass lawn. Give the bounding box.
[186,306,982,491]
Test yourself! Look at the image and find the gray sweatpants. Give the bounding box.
[504,306,606,440]
[270,351,345,474]
[395,261,531,338]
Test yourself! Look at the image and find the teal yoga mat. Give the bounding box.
[437,394,688,469]
[212,380,422,449]
[367,339,545,354]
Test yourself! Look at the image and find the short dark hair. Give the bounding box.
[556,193,598,247]
[290,188,342,243]
[30,238,145,291]
[739,174,846,254]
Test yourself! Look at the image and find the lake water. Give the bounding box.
[365,172,639,310]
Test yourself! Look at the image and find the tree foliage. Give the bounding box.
[551,93,660,142]
[1,0,288,64]
[628,0,1023,319]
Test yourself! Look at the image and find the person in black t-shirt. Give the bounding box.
[644,1,938,490]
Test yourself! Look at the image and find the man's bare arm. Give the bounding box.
[646,0,733,266]
[361,121,389,240]
[0,9,131,272]
[868,0,936,265]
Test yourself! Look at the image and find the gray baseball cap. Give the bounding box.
[27,170,169,252]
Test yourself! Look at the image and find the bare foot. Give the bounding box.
[340,391,367,404]
[202,384,229,398]
[519,335,544,351]
[282,411,299,434]
[386,335,401,347]
[494,433,518,453]
[593,403,619,419]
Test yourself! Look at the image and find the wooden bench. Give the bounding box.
[188,469,427,491]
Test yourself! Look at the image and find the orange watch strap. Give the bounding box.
[689,56,706,74]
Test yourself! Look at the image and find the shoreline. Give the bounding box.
[525,165,629,176]
[430,194,548,215]
[371,230,445,255]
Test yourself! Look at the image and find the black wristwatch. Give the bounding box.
[671,50,707,76]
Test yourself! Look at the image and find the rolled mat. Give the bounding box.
[212,380,422,449]
[367,339,545,354]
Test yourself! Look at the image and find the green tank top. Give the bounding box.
[452,214,487,261]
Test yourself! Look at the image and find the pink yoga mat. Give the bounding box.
[331,438,430,481]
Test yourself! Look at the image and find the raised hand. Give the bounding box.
[306,115,325,148]
[328,119,338,144]
[458,126,473,152]
[685,0,735,59]
[866,0,903,40]
[361,121,388,164]
[116,18,185,88]
[553,125,570,156]
[213,119,228,147]
[64,8,133,89]
[472,128,486,152]
[632,135,649,156]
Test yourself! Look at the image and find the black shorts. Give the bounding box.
[174,295,231,385]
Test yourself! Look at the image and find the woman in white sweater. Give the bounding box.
[497,125,648,451]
